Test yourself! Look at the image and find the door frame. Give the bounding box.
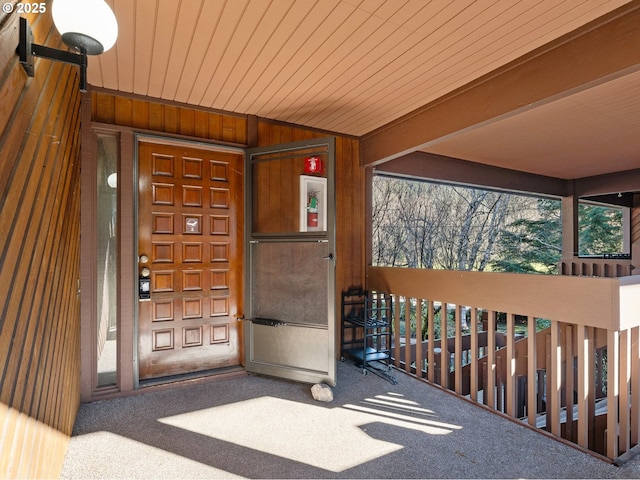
[132,134,246,388]
[80,124,248,400]
[243,137,337,385]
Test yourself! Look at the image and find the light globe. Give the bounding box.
[51,0,118,55]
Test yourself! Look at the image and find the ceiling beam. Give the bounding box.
[360,2,640,167]
[376,151,568,197]
[575,169,640,197]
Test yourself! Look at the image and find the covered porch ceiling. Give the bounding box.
[89,0,640,185]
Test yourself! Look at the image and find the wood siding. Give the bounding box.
[91,90,248,145]
[0,7,82,480]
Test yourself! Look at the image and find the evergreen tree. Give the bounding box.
[578,204,623,255]
[491,199,562,274]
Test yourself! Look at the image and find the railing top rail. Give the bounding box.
[367,266,640,330]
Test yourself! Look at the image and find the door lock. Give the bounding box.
[139,263,151,300]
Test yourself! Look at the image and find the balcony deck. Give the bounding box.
[60,361,640,479]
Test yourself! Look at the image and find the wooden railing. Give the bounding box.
[367,266,640,461]
[560,257,633,277]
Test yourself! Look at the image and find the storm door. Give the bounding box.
[245,137,336,386]
[137,140,243,381]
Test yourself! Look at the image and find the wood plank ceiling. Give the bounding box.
[88,0,639,179]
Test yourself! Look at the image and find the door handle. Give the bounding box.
[249,317,286,327]
[323,253,334,260]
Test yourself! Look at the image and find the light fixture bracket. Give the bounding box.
[16,17,87,92]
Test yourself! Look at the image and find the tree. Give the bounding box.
[372,177,512,271]
[578,203,623,255]
[372,176,626,276]
[490,198,562,274]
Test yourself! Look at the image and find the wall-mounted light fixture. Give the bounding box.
[16,0,118,92]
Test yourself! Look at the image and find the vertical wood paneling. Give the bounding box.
[92,91,248,145]
[0,7,82,479]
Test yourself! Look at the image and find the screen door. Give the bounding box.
[244,137,336,386]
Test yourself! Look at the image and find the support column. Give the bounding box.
[560,189,579,275]
[631,194,640,274]
[562,193,579,258]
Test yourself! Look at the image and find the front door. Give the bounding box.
[137,140,243,381]
[244,137,336,386]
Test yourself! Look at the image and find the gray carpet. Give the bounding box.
[61,361,640,479]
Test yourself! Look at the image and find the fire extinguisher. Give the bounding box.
[307,192,318,228]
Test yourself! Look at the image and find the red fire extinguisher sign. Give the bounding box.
[304,156,323,175]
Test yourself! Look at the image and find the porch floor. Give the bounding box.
[61,361,640,479]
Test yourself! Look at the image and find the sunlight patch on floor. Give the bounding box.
[158,395,458,473]
[60,431,243,479]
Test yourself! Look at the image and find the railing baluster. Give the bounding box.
[427,300,435,384]
[404,297,412,373]
[550,321,562,437]
[441,303,449,390]
[527,316,537,427]
[631,326,640,447]
[393,296,401,368]
[506,313,516,417]
[486,310,496,409]
[607,330,620,459]
[415,299,423,378]
[619,329,631,454]
[565,325,575,442]
[470,308,478,402]
[587,327,596,452]
[577,325,590,449]
[455,305,463,394]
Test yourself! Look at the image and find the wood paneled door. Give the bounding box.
[137,141,243,380]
